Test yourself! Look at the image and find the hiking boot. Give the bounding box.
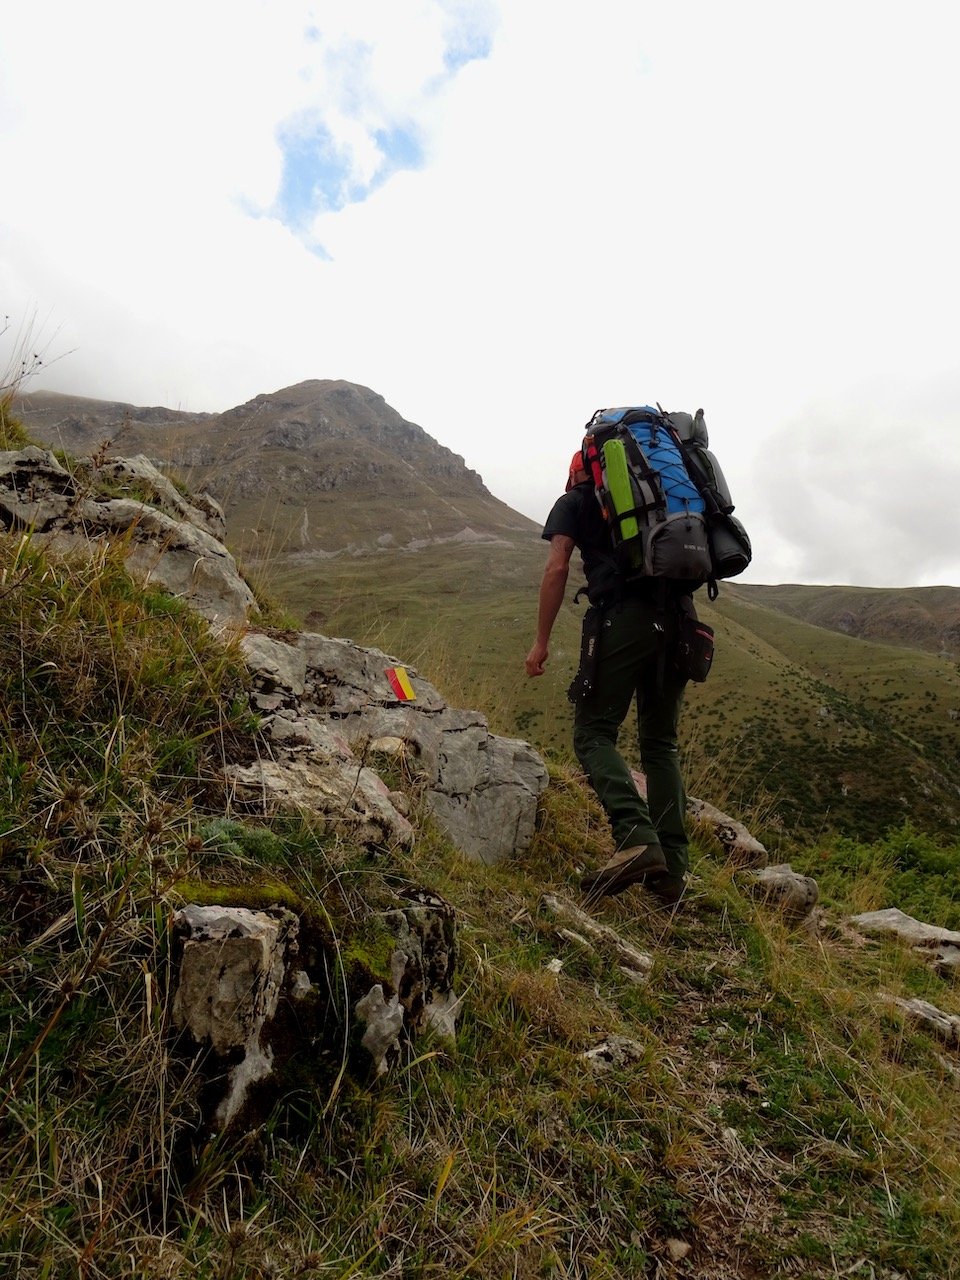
[580,843,668,901]
[645,871,687,907]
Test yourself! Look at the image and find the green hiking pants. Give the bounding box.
[572,595,689,878]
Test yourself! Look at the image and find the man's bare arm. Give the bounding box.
[525,534,575,677]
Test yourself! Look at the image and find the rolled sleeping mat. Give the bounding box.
[601,436,640,546]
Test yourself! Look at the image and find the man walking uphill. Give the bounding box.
[525,451,690,906]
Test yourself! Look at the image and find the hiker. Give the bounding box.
[525,450,691,906]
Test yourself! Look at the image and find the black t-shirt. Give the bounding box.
[542,483,623,605]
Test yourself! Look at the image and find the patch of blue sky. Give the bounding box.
[274,117,424,236]
[275,121,352,227]
[440,0,497,72]
[443,27,493,72]
[372,125,423,174]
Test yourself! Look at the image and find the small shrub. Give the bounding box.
[0,397,29,448]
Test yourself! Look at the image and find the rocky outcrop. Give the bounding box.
[0,447,254,628]
[740,864,819,921]
[850,907,960,977]
[171,893,461,1124]
[355,889,460,1075]
[236,629,548,862]
[171,905,299,1126]
[1,448,547,861]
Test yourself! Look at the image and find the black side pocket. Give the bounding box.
[567,605,603,703]
[675,612,715,682]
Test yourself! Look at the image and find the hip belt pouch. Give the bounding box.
[675,612,715,683]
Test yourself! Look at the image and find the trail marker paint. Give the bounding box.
[384,666,416,701]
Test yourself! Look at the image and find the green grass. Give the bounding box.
[4,481,960,1275]
[0,402,29,448]
[267,545,960,845]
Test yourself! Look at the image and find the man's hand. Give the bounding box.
[525,642,549,677]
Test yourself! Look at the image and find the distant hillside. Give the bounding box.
[698,588,960,842]
[16,381,539,558]
[738,582,960,659]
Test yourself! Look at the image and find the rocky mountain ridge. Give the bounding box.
[16,380,537,558]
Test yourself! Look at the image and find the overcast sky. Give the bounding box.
[2,1,958,587]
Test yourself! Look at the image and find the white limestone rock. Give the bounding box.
[687,795,768,866]
[354,890,460,1075]
[0,447,255,629]
[172,905,298,1127]
[241,628,549,863]
[540,893,654,983]
[741,864,819,920]
[851,908,960,977]
[882,994,960,1048]
[225,756,414,848]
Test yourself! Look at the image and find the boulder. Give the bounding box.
[0,447,254,629]
[740,864,819,920]
[171,905,298,1127]
[238,629,548,863]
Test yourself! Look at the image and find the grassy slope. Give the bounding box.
[267,548,960,845]
[3,528,960,1279]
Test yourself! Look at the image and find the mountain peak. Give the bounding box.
[16,381,539,557]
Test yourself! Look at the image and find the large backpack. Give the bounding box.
[581,404,751,597]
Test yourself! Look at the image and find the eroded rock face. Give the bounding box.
[0,448,254,628]
[236,629,548,862]
[171,905,299,1127]
[79,454,226,540]
[354,890,460,1075]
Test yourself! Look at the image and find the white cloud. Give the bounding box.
[2,1,959,587]
[754,375,960,586]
